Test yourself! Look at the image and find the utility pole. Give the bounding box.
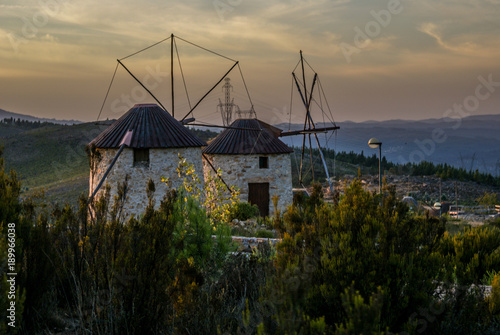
[455,181,458,219]
[368,138,382,194]
[378,145,382,194]
[439,178,442,202]
[171,34,174,118]
[439,178,442,216]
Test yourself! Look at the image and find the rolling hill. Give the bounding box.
[1,110,499,205]
[0,118,219,205]
[1,121,108,204]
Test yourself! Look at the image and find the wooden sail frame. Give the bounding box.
[97,38,340,197]
[285,51,339,193]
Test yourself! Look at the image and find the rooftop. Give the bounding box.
[203,119,293,155]
[90,103,206,149]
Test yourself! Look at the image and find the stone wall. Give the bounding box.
[89,147,204,219]
[203,153,293,216]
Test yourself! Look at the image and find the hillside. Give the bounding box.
[0,108,81,125]
[0,121,108,203]
[0,120,221,205]
[1,111,499,206]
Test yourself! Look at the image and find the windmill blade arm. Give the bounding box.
[90,130,133,201]
[293,71,318,130]
[181,61,239,121]
[202,153,235,195]
[293,72,311,131]
[299,133,306,184]
[306,73,318,129]
[292,73,307,108]
[280,126,340,137]
[308,133,315,182]
[313,132,333,193]
[117,59,169,113]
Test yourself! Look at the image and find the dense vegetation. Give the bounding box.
[2,147,500,334]
[186,127,220,143]
[0,118,59,131]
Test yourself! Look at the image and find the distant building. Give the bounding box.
[202,119,293,217]
[88,103,205,218]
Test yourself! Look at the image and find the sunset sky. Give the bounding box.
[1,0,499,125]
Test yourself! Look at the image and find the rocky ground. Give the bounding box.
[313,175,500,224]
[324,175,499,204]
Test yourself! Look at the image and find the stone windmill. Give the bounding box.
[202,119,293,217]
[88,103,205,217]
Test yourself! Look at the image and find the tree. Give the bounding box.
[476,192,498,207]
[260,180,447,334]
[0,146,21,225]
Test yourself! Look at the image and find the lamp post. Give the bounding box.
[368,138,382,194]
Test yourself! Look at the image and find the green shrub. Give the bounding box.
[255,229,275,238]
[257,216,273,229]
[335,286,385,335]
[260,180,448,334]
[442,225,500,285]
[228,202,259,221]
[483,270,498,285]
[445,221,471,235]
[489,274,500,315]
[488,216,500,229]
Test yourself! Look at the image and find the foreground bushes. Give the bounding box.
[256,182,500,334]
[1,147,500,333]
[0,148,273,334]
[228,201,260,222]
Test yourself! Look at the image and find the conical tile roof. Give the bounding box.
[90,104,206,148]
[203,119,293,155]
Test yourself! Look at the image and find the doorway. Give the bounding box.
[248,182,270,217]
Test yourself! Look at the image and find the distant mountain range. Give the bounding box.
[278,114,500,175]
[2,108,499,175]
[0,108,81,125]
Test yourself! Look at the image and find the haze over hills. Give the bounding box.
[0,108,81,125]
[279,113,500,175]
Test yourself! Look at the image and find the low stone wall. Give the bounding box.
[231,236,280,246]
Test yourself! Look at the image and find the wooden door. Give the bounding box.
[248,183,269,217]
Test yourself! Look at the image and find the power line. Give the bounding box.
[119,35,172,61]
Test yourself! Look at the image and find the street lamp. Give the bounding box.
[368,137,382,194]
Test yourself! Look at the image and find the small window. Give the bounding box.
[134,148,149,167]
[259,156,269,169]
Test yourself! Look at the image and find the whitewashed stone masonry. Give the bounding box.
[89,147,204,219]
[203,153,293,216]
